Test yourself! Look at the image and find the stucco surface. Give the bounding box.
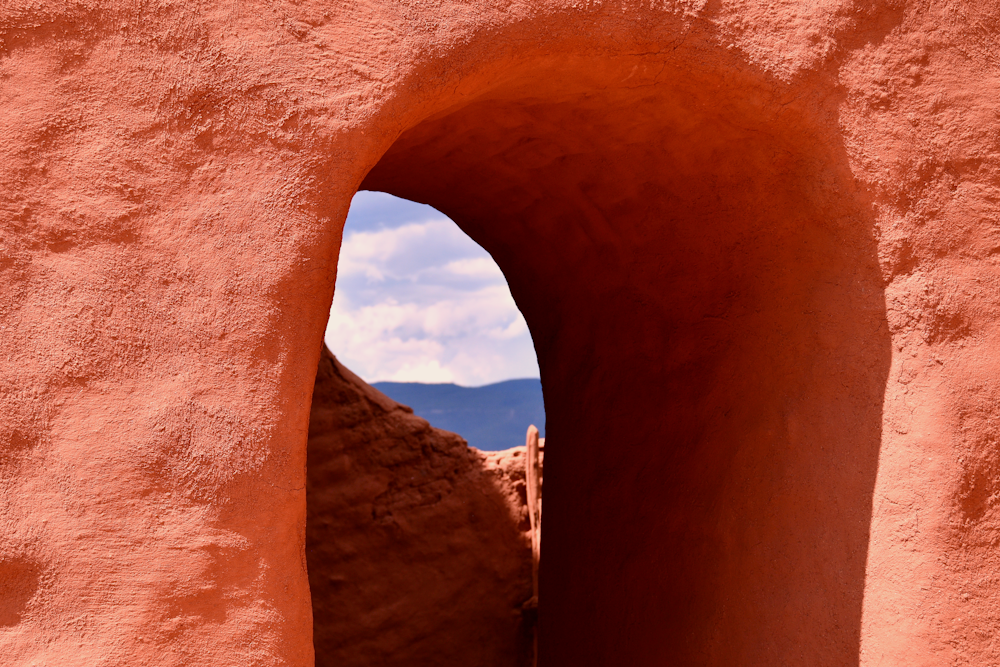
[2,0,1000,665]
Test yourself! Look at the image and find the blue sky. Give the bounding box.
[323,191,541,386]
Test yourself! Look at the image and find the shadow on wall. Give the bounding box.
[306,346,537,666]
[358,41,893,667]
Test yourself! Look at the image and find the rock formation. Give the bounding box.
[306,346,535,667]
[3,1,1000,665]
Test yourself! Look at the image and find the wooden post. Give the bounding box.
[525,424,542,666]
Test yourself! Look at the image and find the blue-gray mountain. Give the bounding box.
[371,379,545,451]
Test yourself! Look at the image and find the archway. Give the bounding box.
[344,49,891,666]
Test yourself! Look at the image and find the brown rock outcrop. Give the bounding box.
[307,346,535,666]
[4,1,1000,665]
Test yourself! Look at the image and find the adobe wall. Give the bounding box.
[306,346,536,667]
[2,1,1000,665]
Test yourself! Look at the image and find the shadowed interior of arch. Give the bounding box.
[307,48,891,666]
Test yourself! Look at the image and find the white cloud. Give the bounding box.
[324,194,540,386]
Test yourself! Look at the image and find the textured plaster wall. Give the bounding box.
[2,1,1000,665]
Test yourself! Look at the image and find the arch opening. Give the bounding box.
[347,49,892,666]
[352,48,890,665]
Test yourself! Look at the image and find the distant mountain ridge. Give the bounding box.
[371,378,545,452]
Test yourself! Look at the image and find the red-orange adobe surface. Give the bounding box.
[3,1,1000,665]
